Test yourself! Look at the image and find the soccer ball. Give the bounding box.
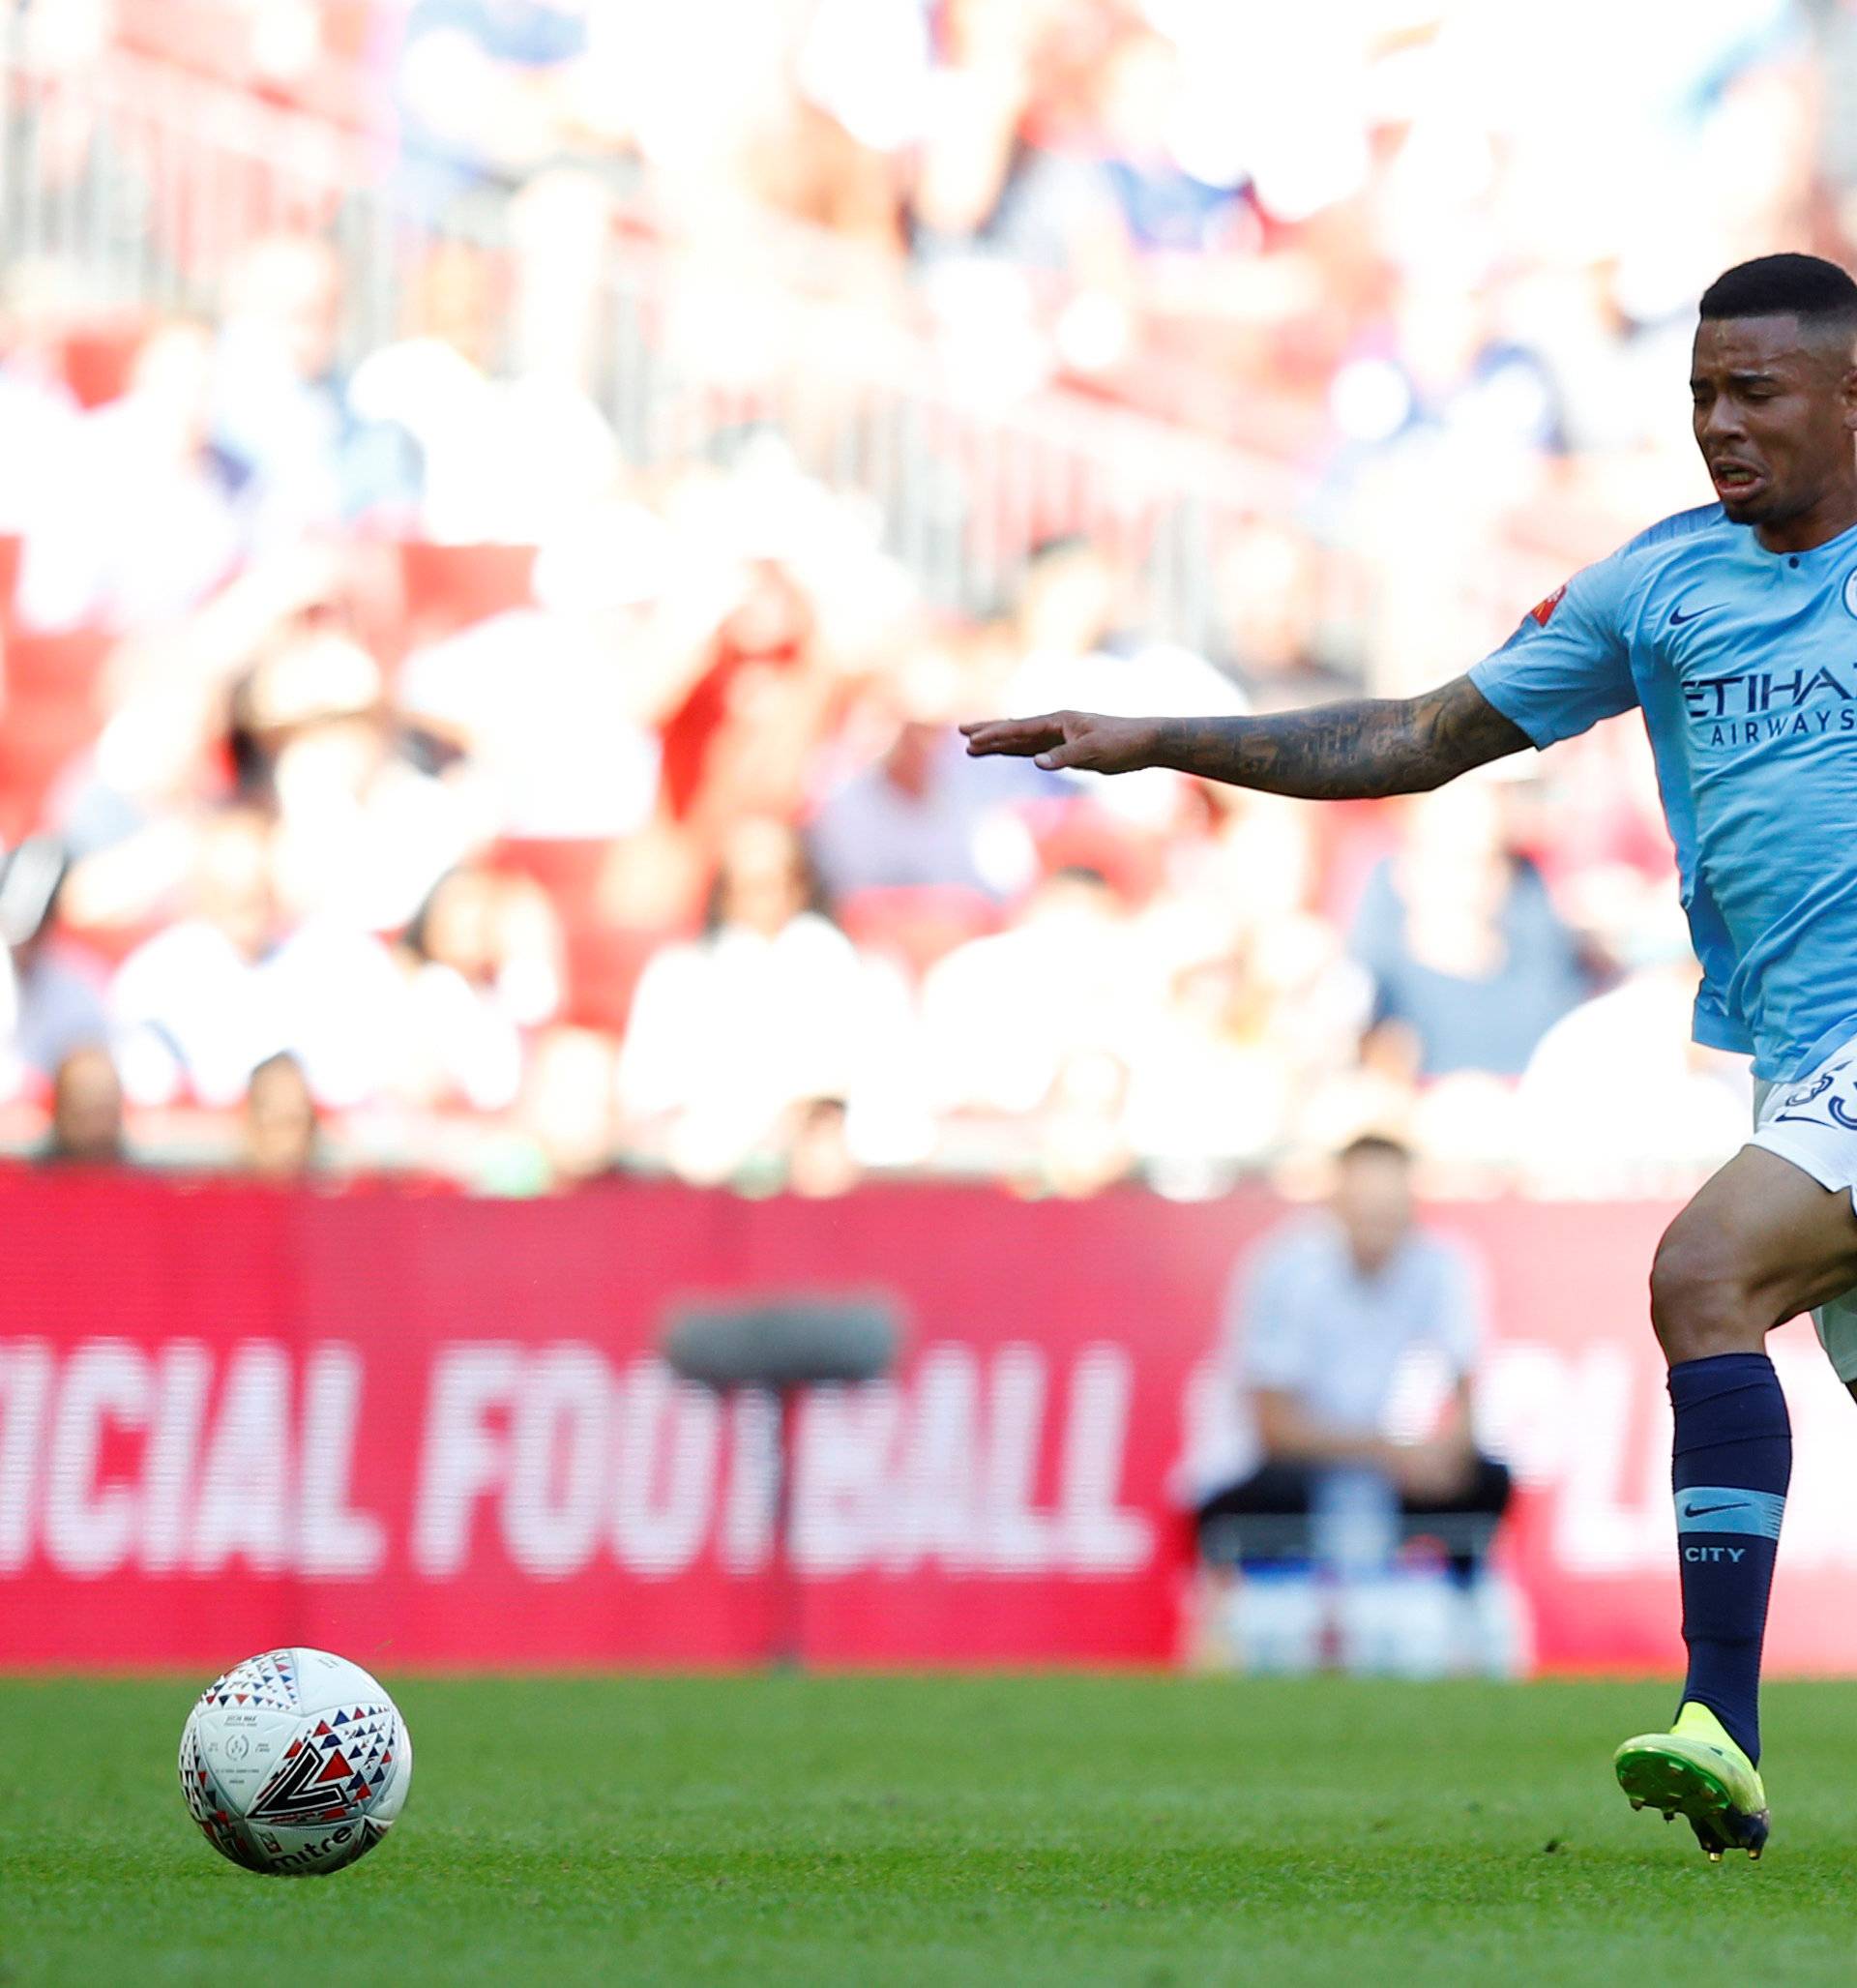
[178,1647,412,1876]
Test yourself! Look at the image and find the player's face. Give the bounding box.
[1690,315,1857,536]
[1332,1154,1412,1271]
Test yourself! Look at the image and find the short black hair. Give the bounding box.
[1699,253,1857,327]
[1337,1133,1412,1170]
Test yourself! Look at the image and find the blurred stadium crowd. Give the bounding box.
[9,0,1849,1196]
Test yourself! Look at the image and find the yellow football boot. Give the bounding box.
[1614,1702,1769,1861]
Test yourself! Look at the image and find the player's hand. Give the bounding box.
[959,710,1161,775]
[1385,1439,1473,1505]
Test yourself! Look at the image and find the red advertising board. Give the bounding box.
[3,1172,1854,1673]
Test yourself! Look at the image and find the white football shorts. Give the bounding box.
[1750,1039,1857,1381]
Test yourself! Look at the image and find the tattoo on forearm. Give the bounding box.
[1153,676,1530,800]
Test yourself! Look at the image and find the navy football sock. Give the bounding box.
[1668,1351,1790,1765]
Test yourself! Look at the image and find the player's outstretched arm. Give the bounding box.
[959,674,1530,800]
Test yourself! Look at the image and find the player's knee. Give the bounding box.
[1649,1224,1761,1364]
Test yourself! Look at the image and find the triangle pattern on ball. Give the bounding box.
[250,1738,361,1821]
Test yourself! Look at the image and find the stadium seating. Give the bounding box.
[397,542,539,641]
[0,629,113,843]
[58,321,148,411]
[114,0,378,131]
[835,886,1002,982]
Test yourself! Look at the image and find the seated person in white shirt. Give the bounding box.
[1195,1135,1511,1576]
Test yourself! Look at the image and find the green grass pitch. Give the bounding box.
[8,1674,1857,1986]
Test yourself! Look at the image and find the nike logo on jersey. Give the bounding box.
[1669,603,1720,624]
[1681,1500,1745,1518]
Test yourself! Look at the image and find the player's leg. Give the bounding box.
[1192,1466,1321,1669]
[1194,1462,1316,1559]
[1616,1142,1857,1857]
[1809,1286,1857,1408]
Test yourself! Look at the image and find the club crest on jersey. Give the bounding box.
[1526,583,1567,628]
[1843,568,1857,619]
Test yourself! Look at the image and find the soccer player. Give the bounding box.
[964,252,1857,1862]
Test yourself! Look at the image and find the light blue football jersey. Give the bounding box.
[1468,503,1857,1083]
